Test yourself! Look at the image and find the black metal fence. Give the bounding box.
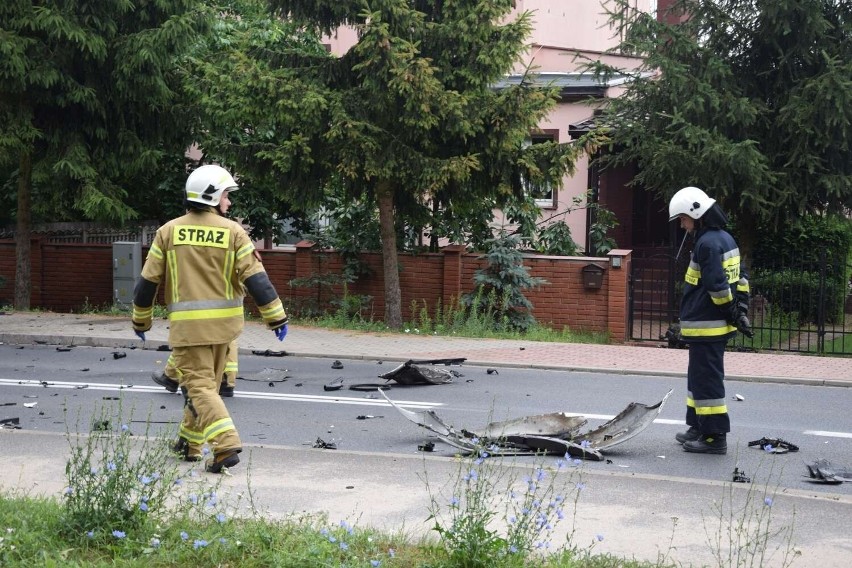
[629,247,852,355]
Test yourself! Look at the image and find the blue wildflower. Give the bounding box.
[180,531,189,541]
[596,534,604,541]
[339,541,349,550]
[107,462,117,471]
[86,530,94,538]
[388,548,396,558]
[450,496,460,506]
[139,502,149,512]
[371,560,381,567]
[509,544,518,553]
[63,486,73,495]
[764,497,773,507]
[121,424,129,432]
[219,537,227,544]
[112,530,126,539]
[150,537,160,548]
[139,475,153,485]
[193,539,208,549]
[216,513,226,523]
[90,467,98,475]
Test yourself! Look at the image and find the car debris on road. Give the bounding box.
[381,389,672,461]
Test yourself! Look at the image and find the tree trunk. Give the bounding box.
[376,180,402,329]
[14,150,33,311]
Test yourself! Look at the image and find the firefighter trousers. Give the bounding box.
[166,339,238,387]
[685,340,730,434]
[173,343,242,457]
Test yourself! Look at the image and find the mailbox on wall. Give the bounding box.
[582,263,606,289]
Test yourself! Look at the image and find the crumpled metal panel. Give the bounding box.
[381,389,672,460]
[379,360,459,385]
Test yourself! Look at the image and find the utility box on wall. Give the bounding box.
[582,263,606,290]
[113,241,141,309]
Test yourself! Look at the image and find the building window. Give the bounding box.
[523,131,559,209]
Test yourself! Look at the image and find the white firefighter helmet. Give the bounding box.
[668,186,716,221]
[185,164,239,207]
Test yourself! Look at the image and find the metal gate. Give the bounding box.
[629,247,852,355]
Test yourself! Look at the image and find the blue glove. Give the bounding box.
[274,324,288,341]
[135,330,146,342]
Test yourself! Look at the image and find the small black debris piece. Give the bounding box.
[748,437,799,453]
[356,415,382,420]
[418,441,435,452]
[349,383,390,392]
[92,420,111,431]
[80,368,89,372]
[0,402,16,407]
[102,396,119,400]
[295,382,303,387]
[157,345,172,352]
[112,351,127,359]
[56,346,73,352]
[268,382,275,387]
[324,377,344,392]
[0,417,21,429]
[331,360,344,370]
[312,437,337,450]
[486,368,498,375]
[732,468,751,483]
[251,349,287,357]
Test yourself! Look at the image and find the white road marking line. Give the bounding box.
[0,378,442,410]
[803,430,852,439]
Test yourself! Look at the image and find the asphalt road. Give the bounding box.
[2,343,850,497]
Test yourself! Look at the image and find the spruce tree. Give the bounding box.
[0,0,208,308]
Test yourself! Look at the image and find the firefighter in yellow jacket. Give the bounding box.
[132,164,288,473]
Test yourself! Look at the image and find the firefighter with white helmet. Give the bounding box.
[132,164,289,472]
[669,186,751,455]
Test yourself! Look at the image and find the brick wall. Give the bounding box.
[0,239,632,341]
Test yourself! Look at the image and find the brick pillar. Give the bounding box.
[606,249,632,343]
[294,240,315,304]
[31,236,45,308]
[442,244,466,308]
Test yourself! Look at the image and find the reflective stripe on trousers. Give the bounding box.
[685,340,730,434]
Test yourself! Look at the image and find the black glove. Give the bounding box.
[727,303,754,338]
[735,313,754,338]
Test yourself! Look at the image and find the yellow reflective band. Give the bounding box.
[167,250,179,304]
[260,303,286,321]
[223,250,235,299]
[225,362,238,372]
[133,306,153,319]
[711,293,733,305]
[172,225,231,249]
[179,426,205,445]
[686,397,695,408]
[204,417,235,441]
[148,244,163,260]
[695,404,728,415]
[236,244,254,259]
[169,306,244,321]
[681,324,737,337]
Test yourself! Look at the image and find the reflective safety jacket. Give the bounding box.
[132,209,287,347]
[679,227,749,342]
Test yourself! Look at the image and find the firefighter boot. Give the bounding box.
[675,426,701,444]
[171,438,202,462]
[152,372,179,393]
[683,433,727,455]
[206,448,242,473]
[219,375,235,398]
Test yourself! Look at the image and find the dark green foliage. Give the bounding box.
[462,233,546,332]
[588,0,852,258]
[751,215,852,323]
[536,220,580,256]
[0,0,209,225]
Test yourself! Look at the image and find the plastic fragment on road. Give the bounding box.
[324,377,344,391]
[381,389,672,461]
[312,437,337,450]
[379,358,465,385]
[803,459,852,484]
[251,349,287,357]
[0,417,21,429]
